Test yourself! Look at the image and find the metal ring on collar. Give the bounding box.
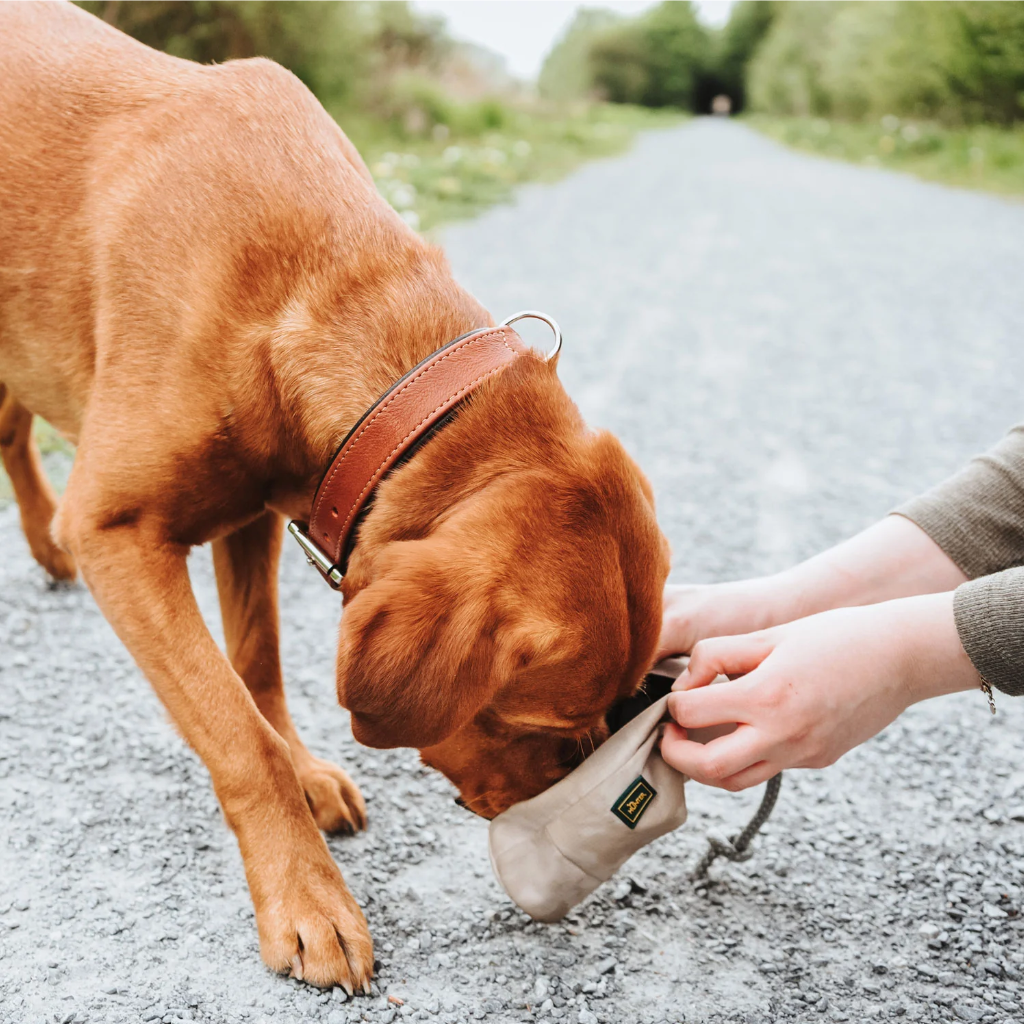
[500,310,562,363]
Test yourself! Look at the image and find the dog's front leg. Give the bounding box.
[62,515,374,991]
[212,511,367,834]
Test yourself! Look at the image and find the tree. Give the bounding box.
[715,0,777,111]
[746,1,1024,124]
[588,1,711,109]
[538,7,623,102]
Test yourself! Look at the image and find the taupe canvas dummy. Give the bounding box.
[489,658,732,922]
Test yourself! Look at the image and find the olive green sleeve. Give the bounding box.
[952,569,1024,698]
[894,423,1024,579]
[893,424,1024,697]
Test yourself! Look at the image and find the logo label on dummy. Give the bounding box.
[611,775,656,829]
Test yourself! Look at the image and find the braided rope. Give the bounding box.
[692,772,783,880]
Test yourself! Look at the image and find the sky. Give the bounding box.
[412,1,736,81]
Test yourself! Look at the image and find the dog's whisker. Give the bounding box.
[460,787,502,815]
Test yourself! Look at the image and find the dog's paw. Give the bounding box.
[256,861,374,992]
[296,756,367,835]
[29,536,76,581]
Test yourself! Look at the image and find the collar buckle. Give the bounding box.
[287,521,344,589]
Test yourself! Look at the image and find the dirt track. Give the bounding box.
[2,120,1024,1024]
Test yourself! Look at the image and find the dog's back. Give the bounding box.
[0,1,374,439]
[1,2,165,427]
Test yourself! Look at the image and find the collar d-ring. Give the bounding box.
[499,311,562,362]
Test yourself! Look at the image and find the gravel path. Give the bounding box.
[2,119,1024,1024]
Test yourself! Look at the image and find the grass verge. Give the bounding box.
[748,115,1024,198]
[0,103,681,507]
[347,103,683,232]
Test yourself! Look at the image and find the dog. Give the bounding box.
[0,2,670,991]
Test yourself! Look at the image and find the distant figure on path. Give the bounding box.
[711,94,732,116]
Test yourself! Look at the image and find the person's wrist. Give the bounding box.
[704,574,793,636]
[892,592,981,704]
[756,564,825,627]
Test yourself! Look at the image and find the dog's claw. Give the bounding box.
[290,953,304,981]
[342,980,354,997]
[296,757,368,835]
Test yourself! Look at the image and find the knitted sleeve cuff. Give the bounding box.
[953,569,1024,698]
[894,423,1024,579]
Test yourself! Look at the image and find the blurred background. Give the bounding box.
[5,0,1024,499]
[74,0,1024,225]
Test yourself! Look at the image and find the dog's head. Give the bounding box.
[335,349,669,818]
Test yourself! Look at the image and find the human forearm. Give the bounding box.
[770,514,969,623]
[659,515,966,657]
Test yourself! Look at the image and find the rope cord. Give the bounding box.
[691,772,783,880]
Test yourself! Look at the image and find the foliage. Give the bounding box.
[358,72,511,141]
[714,1,777,112]
[541,1,713,111]
[68,0,683,234]
[750,114,1024,196]
[362,104,682,233]
[542,0,1024,124]
[744,1,837,118]
[748,2,1024,124]
[538,8,624,102]
[595,1,709,109]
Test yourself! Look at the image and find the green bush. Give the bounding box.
[618,1,709,108]
[745,2,838,117]
[541,1,712,110]
[714,1,777,112]
[538,8,624,102]
[542,0,1024,123]
[367,73,511,140]
[748,2,1024,124]
[588,20,655,106]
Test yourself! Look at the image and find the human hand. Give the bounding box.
[658,578,787,659]
[660,592,980,791]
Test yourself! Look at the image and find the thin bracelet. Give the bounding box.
[979,676,997,715]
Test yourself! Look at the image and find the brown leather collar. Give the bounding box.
[287,324,527,588]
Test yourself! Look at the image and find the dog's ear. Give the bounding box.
[336,533,543,749]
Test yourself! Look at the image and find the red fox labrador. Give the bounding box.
[0,1,670,991]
